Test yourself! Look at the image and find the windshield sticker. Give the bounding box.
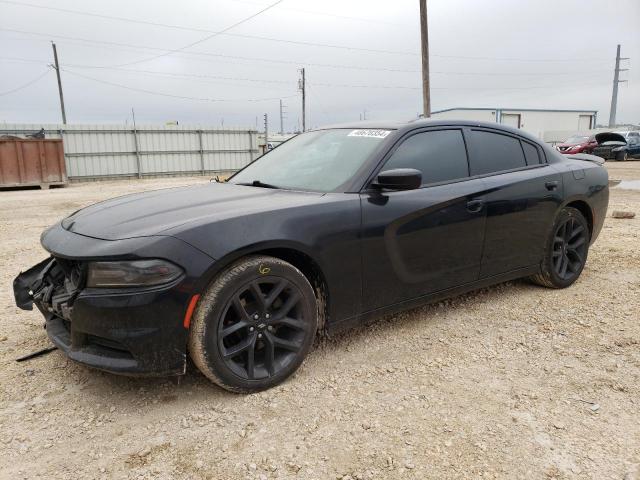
[348,129,391,139]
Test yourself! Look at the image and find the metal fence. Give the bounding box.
[0,124,259,180]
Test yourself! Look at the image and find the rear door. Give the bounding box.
[465,128,563,278]
[360,128,487,311]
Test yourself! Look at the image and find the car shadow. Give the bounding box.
[311,278,534,354]
[31,278,535,402]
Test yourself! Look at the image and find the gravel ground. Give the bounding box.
[1,163,638,480]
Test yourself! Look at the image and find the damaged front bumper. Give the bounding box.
[13,223,214,377]
[14,257,189,375]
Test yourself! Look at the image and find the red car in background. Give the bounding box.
[555,135,597,154]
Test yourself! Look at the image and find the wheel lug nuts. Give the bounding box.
[265,313,270,319]
[253,314,259,320]
[258,333,262,338]
[249,327,254,332]
[267,326,274,331]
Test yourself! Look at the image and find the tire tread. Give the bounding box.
[188,255,316,393]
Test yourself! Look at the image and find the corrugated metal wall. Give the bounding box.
[0,124,259,180]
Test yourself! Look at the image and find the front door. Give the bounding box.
[360,128,487,312]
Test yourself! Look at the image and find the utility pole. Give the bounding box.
[299,68,306,132]
[51,42,67,124]
[419,0,431,118]
[131,108,142,179]
[263,113,268,152]
[279,99,287,134]
[609,44,628,127]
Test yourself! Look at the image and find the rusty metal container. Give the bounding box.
[0,138,67,189]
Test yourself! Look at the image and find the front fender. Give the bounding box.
[172,196,363,324]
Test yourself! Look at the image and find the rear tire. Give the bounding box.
[530,207,590,289]
[189,255,318,393]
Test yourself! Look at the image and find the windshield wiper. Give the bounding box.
[236,180,280,189]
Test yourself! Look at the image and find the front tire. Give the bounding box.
[616,151,628,161]
[189,255,318,393]
[530,207,590,289]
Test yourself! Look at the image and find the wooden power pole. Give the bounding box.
[419,0,431,118]
[51,42,67,124]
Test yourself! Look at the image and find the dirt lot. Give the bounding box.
[1,163,639,480]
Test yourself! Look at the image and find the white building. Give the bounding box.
[430,108,598,140]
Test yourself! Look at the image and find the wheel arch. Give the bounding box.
[563,198,594,238]
[196,241,330,333]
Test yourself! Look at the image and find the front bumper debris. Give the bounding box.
[13,256,190,376]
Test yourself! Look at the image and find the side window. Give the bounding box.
[469,130,527,176]
[521,141,541,165]
[383,129,469,185]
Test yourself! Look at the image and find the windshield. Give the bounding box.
[565,136,589,144]
[229,129,392,192]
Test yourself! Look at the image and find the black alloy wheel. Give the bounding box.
[530,207,590,289]
[218,277,310,380]
[551,216,587,281]
[189,255,318,393]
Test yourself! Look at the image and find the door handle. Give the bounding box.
[545,181,559,191]
[466,199,484,213]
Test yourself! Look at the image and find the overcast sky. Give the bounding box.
[1,0,638,130]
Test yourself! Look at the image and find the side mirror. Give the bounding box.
[373,168,422,191]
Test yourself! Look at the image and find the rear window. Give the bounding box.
[522,141,541,165]
[469,130,527,175]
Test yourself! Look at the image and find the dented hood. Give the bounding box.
[61,183,323,240]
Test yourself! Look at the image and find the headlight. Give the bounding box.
[86,260,183,288]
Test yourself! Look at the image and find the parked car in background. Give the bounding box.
[591,132,640,161]
[555,134,597,154]
[611,131,640,161]
[14,120,609,393]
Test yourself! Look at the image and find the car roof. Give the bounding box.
[312,118,543,144]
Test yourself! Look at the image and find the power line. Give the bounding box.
[309,80,610,91]
[0,53,613,78]
[0,1,417,57]
[66,65,295,87]
[0,27,614,70]
[0,68,51,96]
[0,56,50,64]
[229,0,409,26]
[111,0,284,67]
[0,53,612,93]
[0,29,418,72]
[61,68,299,103]
[0,2,616,62]
[0,35,614,79]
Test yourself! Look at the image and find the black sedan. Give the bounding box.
[14,120,609,392]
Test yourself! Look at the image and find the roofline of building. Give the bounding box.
[432,107,598,114]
